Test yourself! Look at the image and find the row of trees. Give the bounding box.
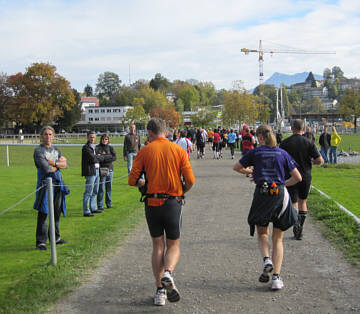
[1,63,359,132]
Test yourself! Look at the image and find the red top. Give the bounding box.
[213,133,220,143]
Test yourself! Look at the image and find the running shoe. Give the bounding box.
[259,258,273,283]
[161,271,180,302]
[271,275,284,290]
[154,288,167,306]
[293,221,303,240]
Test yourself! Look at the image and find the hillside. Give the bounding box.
[264,71,323,87]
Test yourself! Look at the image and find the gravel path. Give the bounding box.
[49,150,360,314]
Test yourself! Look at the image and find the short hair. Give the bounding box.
[291,119,304,132]
[40,126,55,135]
[180,130,186,138]
[147,117,166,135]
[256,125,277,148]
[100,133,110,143]
[87,130,96,136]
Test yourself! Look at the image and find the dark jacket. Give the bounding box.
[96,143,117,171]
[319,133,331,147]
[82,142,104,176]
[123,133,141,157]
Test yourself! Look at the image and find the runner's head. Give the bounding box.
[256,125,276,148]
[147,118,166,141]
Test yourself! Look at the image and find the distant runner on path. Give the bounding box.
[128,118,195,306]
[233,125,302,291]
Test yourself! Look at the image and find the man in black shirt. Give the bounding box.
[319,127,331,163]
[280,119,323,240]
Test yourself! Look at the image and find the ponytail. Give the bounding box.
[256,125,277,148]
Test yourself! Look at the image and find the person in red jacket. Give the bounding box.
[241,128,256,155]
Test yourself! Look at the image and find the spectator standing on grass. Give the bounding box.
[128,118,195,306]
[96,134,117,210]
[33,126,69,250]
[330,126,341,164]
[303,126,316,143]
[280,119,323,240]
[319,126,331,163]
[123,124,141,174]
[82,131,104,217]
[233,125,302,291]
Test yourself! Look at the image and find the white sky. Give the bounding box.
[0,0,358,92]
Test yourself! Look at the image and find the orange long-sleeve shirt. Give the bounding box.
[128,137,195,206]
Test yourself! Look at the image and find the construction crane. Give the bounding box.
[241,40,336,123]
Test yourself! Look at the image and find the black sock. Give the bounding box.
[273,273,280,278]
[263,256,270,262]
[157,287,164,291]
[299,211,307,226]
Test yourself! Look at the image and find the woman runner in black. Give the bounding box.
[233,125,302,290]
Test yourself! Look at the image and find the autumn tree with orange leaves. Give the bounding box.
[5,63,76,129]
[150,106,180,128]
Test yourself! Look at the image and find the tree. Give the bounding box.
[178,85,200,111]
[84,84,93,96]
[149,73,170,92]
[113,86,136,106]
[56,88,82,131]
[6,63,76,130]
[339,88,360,133]
[125,105,148,126]
[150,106,180,128]
[197,82,217,107]
[95,72,121,105]
[332,66,344,80]
[0,73,11,128]
[138,87,169,113]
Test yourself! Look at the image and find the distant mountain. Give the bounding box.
[264,72,323,88]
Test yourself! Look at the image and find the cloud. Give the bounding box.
[0,0,359,92]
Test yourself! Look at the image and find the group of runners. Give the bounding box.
[126,117,323,306]
[170,125,260,160]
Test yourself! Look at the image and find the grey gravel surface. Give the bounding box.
[49,150,360,314]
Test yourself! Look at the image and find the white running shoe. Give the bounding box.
[259,258,273,283]
[161,271,180,302]
[272,275,284,290]
[154,288,167,306]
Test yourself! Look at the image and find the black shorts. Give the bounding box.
[287,176,312,203]
[248,186,297,235]
[145,199,182,240]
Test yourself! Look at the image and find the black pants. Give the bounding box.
[36,188,62,245]
[228,143,235,156]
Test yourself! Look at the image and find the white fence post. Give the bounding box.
[6,145,9,167]
[46,177,57,266]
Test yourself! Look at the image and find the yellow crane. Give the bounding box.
[241,40,336,119]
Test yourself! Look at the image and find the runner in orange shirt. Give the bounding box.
[129,118,195,306]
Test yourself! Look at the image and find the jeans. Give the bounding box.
[329,146,338,164]
[97,171,113,209]
[127,152,137,174]
[320,146,329,163]
[83,169,100,214]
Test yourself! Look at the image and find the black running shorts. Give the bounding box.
[287,176,312,203]
[145,199,182,240]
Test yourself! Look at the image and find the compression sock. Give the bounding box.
[299,211,307,226]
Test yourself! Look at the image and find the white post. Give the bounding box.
[46,177,57,266]
[6,145,9,167]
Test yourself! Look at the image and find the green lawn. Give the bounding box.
[312,164,360,218]
[0,145,145,313]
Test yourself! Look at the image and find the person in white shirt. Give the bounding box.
[175,130,193,159]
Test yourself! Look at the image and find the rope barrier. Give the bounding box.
[0,174,130,217]
[0,185,46,216]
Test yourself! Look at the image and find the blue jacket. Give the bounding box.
[33,168,70,215]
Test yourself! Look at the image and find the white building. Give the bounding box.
[80,97,99,111]
[75,106,133,131]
